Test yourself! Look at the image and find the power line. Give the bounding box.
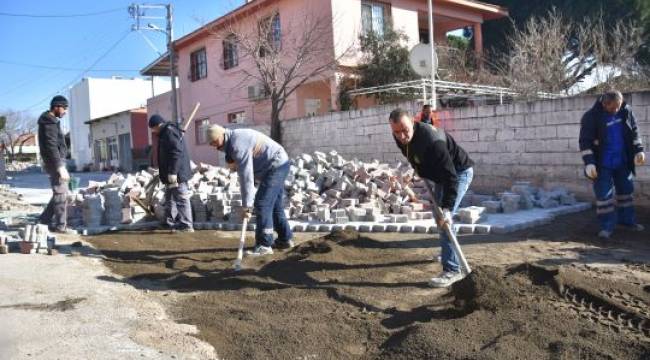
[0,17,129,97]
[0,7,123,18]
[0,60,140,72]
[22,30,132,112]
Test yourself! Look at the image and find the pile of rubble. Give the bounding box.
[69,151,581,229]
[5,161,40,172]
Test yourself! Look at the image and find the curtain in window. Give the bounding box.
[361,4,372,35]
[372,4,385,37]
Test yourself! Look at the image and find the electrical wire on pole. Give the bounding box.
[0,8,123,18]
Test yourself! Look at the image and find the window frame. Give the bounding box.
[223,34,239,70]
[190,47,208,82]
[361,1,391,37]
[259,13,281,58]
[227,111,246,124]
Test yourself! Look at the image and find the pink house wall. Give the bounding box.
[166,0,505,165]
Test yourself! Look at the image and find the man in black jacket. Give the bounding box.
[149,115,194,232]
[579,90,645,239]
[390,108,474,288]
[38,95,70,232]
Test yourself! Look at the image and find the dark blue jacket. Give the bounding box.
[579,99,644,175]
[37,111,67,173]
[157,122,192,184]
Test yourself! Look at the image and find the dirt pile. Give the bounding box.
[89,223,650,360]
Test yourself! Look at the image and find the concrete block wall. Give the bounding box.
[281,92,650,201]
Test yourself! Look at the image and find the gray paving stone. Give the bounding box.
[457,224,475,234]
[474,224,491,234]
[386,224,399,232]
[358,225,372,233]
[414,225,428,233]
[372,224,386,232]
[307,224,319,232]
[400,225,414,233]
[319,225,333,232]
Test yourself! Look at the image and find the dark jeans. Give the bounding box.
[432,167,474,272]
[164,182,193,230]
[39,170,68,230]
[254,161,293,247]
[593,165,636,232]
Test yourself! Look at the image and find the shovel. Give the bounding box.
[424,180,472,275]
[233,218,249,271]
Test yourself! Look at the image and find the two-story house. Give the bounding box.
[143,0,507,164]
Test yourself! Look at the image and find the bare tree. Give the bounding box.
[503,9,647,97]
[0,109,37,163]
[216,10,348,143]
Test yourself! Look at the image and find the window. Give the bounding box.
[227,112,246,124]
[259,13,281,57]
[195,119,210,144]
[361,1,389,37]
[107,137,119,161]
[190,48,208,81]
[223,35,238,70]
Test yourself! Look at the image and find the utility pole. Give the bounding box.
[427,0,437,111]
[129,3,178,124]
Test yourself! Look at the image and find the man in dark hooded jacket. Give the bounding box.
[579,90,646,239]
[149,115,193,232]
[38,95,70,232]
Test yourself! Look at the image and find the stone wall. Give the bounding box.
[281,92,650,200]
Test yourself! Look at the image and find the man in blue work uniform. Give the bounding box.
[579,90,646,239]
[207,124,293,256]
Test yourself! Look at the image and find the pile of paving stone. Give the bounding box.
[69,152,581,228]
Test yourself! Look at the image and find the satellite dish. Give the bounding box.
[409,43,438,77]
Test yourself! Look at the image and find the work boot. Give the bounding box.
[429,271,465,288]
[275,240,295,250]
[598,230,613,239]
[174,227,195,233]
[246,245,273,257]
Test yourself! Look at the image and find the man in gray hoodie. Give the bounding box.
[37,95,70,232]
[207,125,293,256]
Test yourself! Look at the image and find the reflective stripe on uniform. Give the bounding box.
[263,228,274,235]
[596,198,615,207]
[616,194,633,201]
[633,139,643,146]
[581,149,593,156]
[596,206,616,214]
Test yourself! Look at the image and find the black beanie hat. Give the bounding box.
[148,114,165,128]
[50,95,68,108]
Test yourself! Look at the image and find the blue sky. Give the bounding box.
[0,0,243,117]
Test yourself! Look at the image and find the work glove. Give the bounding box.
[436,208,453,229]
[167,174,178,188]
[585,164,598,180]
[240,207,252,220]
[57,166,70,182]
[635,152,646,166]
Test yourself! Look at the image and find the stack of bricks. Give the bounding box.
[20,224,49,254]
[0,232,8,254]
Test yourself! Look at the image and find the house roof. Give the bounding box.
[85,108,147,125]
[441,0,508,20]
[140,51,178,77]
[139,0,508,74]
